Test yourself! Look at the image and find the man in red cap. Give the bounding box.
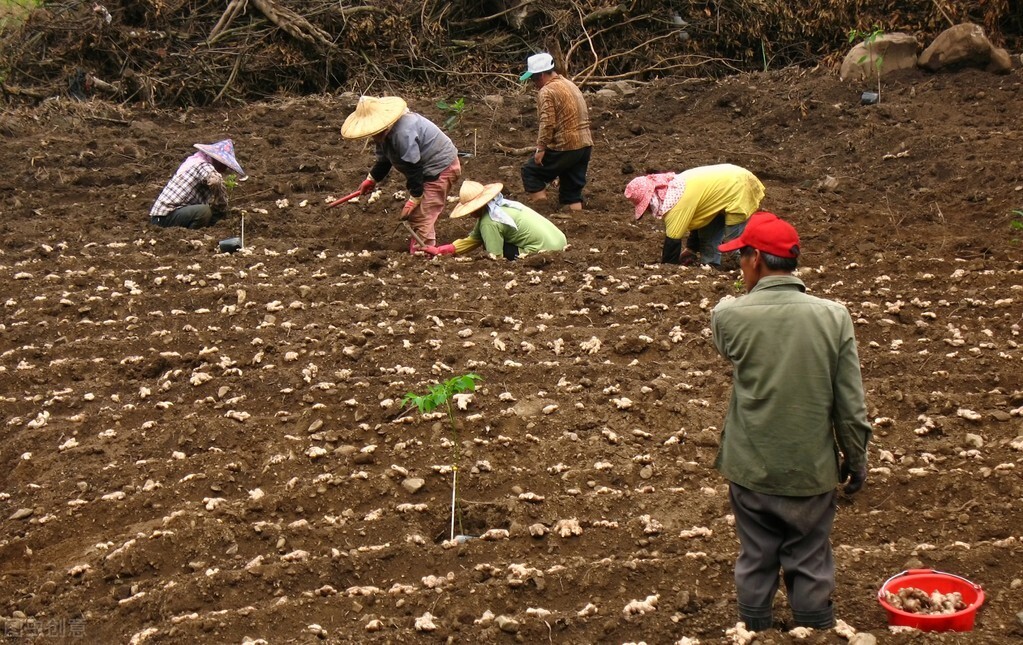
[711,212,872,632]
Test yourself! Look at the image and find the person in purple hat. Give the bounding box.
[711,212,872,633]
[150,139,246,229]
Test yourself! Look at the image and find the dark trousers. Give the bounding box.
[151,204,223,229]
[521,146,591,205]
[728,483,837,630]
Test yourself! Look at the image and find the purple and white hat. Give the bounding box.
[194,139,245,178]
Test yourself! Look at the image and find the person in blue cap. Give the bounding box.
[150,139,246,229]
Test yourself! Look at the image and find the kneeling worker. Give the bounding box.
[150,139,246,229]
[420,181,567,260]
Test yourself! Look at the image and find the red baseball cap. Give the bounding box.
[718,211,800,258]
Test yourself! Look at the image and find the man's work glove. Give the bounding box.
[400,196,422,220]
[421,244,456,256]
[840,462,867,495]
[358,176,377,195]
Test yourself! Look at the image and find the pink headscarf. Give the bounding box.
[624,172,685,220]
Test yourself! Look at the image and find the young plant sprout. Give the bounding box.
[848,26,885,104]
[403,372,482,540]
[1011,209,1023,243]
[436,97,466,131]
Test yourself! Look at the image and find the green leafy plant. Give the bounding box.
[1011,209,1023,243]
[403,372,482,540]
[223,173,239,190]
[848,26,885,104]
[436,97,466,131]
[733,278,745,294]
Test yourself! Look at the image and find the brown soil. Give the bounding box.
[1,66,1022,644]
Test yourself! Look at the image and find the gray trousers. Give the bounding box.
[151,204,223,229]
[728,483,836,630]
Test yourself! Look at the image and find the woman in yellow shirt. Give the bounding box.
[625,164,765,267]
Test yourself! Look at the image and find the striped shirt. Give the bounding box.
[150,152,228,218]
[536,75,592,152]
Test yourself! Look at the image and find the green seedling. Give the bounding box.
[848,26,885,103]
[403,372,482,540]
[436,97,466,131]
[223,173,239,190]
[1011,209,1023,243]
[733,278,745,294]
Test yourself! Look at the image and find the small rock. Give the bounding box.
[10,508,33,520]
[495,615,520,633]
[639,465,653,479]
[482,94,504,108]
[352,452,375,465]
[401,478,425,494]
[818,175,840,192]
[849,633,878,645]
[964,433,984,448]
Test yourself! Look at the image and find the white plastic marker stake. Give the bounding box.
[473,129,477,158]
[241,213,245,249]
[450,466,458,541]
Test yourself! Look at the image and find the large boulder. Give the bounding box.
[840,32,919,81]
[918,23,1013,74]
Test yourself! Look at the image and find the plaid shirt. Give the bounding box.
[536,75,592,152]
[150,152,228,218]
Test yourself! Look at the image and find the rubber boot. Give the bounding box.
[792,604,835,630]
[737,602,773,631]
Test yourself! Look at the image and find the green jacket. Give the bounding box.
[458,203,567,257]
[710,275,872,496]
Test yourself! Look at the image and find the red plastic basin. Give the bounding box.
[878,569,984,632]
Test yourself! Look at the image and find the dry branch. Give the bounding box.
[0,0,1018,108]
[250,0,335,50]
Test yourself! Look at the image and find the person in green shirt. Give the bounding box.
[710,212,872,632]
[420,181,567,260]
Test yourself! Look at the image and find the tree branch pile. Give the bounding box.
[0,0,1018,107]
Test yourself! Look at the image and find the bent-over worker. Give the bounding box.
[341,96,461,252]
[421,181,567,261]
[624,163,765,268]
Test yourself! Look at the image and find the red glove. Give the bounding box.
[400,198,421,220]
[358,177,376,195]
[422,244,456,256]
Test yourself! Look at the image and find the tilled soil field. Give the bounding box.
[1,65,1023,644]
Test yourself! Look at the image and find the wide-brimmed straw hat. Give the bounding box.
[340,96,407,139]
[194,139,245,178]
[450,181,503,218]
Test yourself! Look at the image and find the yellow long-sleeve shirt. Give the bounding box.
[663,164,765,239]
